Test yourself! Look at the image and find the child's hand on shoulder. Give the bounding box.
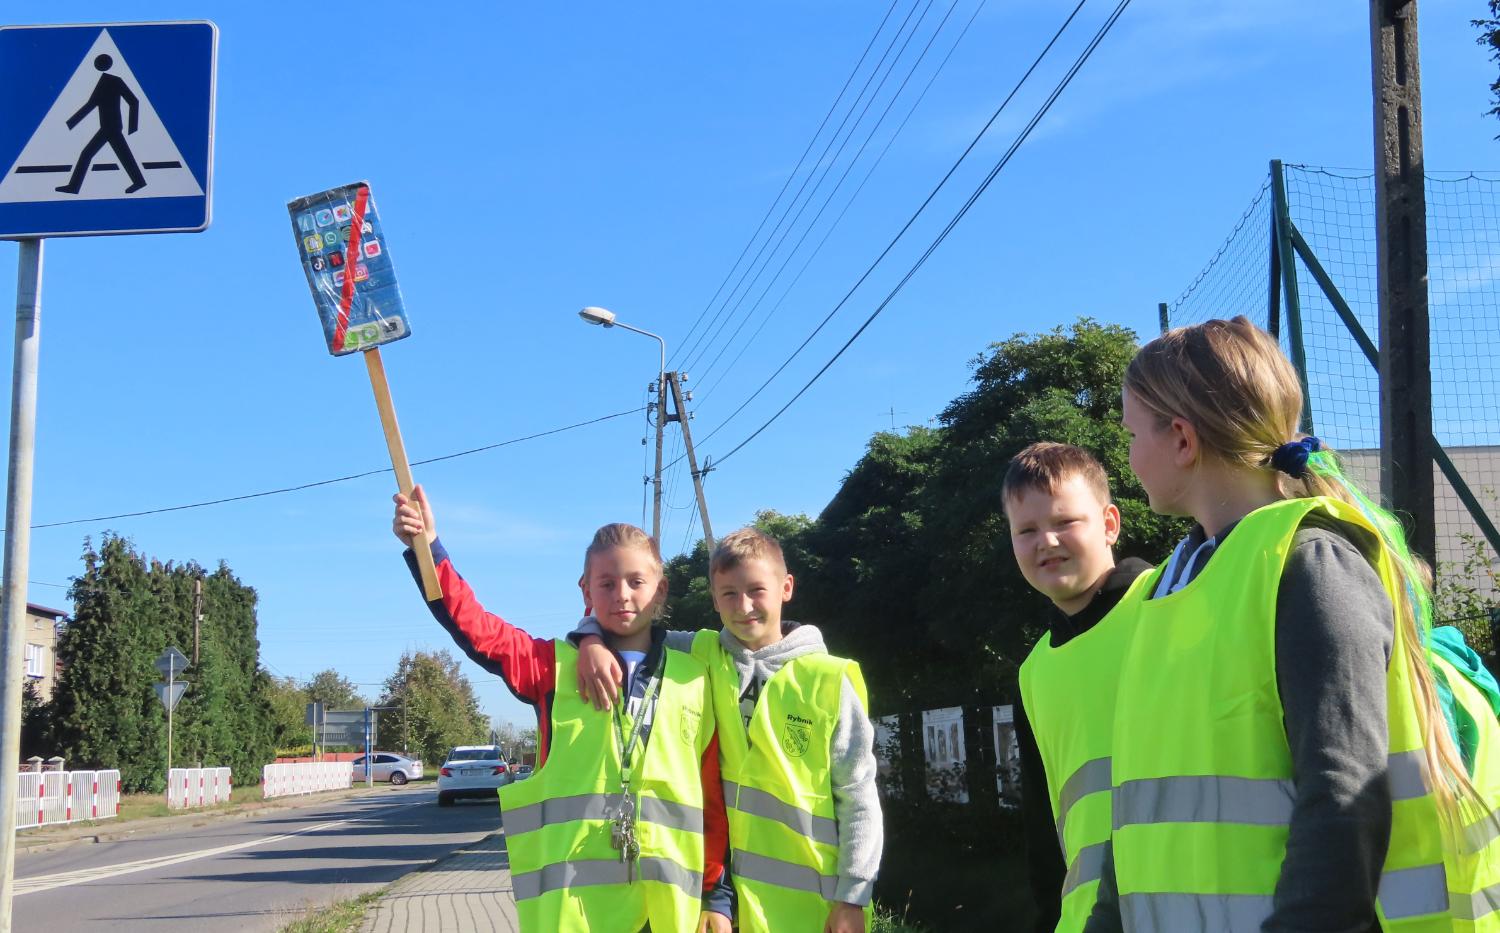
[825,902,864,933]
[697,910,731,933]
[392,484,436,548]
[576,635,623,711]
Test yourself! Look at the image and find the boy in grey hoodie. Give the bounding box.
[572,528,882,933]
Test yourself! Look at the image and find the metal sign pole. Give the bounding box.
[364,708,372,787]
[167,664,174,775]
[0,238,44,932]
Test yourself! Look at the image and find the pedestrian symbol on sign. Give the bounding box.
[54,53,146,195]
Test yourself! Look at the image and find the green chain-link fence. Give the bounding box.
[1165,161,1500,642]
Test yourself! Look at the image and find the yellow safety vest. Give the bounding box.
[1111,497,1500,931]
[499,640,714,933]
[1434,654,1500,930]
[1018,569,1153,932]
[691,628,873,933]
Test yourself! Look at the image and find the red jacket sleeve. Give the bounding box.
[700,731,728,891]
[405,539,556,706]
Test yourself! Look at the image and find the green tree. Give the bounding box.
[264,673,312,751]
[51,536,276,791]
[662,540,715,632]
[306,669,368,712]
[21,681,50,761]
[802,320,1180,712]
[1476,3,1500,125]
[380,650,487,764]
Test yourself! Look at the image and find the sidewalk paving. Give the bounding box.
[360,831,518,933]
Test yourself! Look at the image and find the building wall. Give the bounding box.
[24,606,62,702]
[1337,447,1500,609]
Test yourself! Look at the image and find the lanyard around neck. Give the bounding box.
[614,652,665,787]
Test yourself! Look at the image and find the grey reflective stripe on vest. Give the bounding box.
[1121,892,1273,932]
[512,856,703,902]
[1060,841,1107,898]
[723,780,839,848]
[504,792,703,838]
[1452,881,1500,922]
[732,848,839,900]
[1055,758,1111,851]
[1387,749,1429,801]
[1377,863,1449,920]
[1113,775,1295,830]
[1463,808,1500,854]
[1114,753,1428,834]
[639,796,704,836]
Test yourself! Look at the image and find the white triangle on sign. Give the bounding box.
[0,28,204,204]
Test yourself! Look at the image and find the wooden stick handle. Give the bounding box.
[365,347,442,601]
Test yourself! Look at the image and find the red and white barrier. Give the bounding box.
[13,769,121,830]
[261,762,352,799]
[166,767,232,809]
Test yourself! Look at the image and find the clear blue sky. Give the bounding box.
[6,1,1499,730]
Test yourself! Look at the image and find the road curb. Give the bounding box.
[15,783,429,856]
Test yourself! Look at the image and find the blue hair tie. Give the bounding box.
[1271,436,1321,478]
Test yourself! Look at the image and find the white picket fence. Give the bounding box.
[166,767,232,809]
[14,769,121,829]
[262,761,352,799]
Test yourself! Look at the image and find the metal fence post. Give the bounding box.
[1271,160,1314,433]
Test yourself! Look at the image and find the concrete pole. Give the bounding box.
[0,238,44,932]
[1371,0,1435,562]
[667,373,715,552]
[652,377,665,543]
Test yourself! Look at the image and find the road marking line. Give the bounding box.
[17,796,431,896]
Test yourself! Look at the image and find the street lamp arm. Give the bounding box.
[607,321,666,379]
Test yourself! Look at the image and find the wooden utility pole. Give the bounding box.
[1371,0,1435,563]
[666,372,715,552]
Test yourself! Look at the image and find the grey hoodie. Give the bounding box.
[571,618,883,906]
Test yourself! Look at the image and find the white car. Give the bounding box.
[437,745,510,806]
[350,752,423,785]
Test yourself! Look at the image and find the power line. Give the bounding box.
[692,0,980,397]
[695,0,986,408]
[713,0,1134,467]
[681,0,943,379]
[21,407,643,531]
[670,0,1095,464]
[670,0,905,368]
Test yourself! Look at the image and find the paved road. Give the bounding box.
[13,784,501,931]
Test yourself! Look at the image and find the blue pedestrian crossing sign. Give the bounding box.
[0,22,216,239]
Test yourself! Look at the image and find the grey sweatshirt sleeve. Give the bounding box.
[1266,524,1395,933]
[566,618,695,654]
[829,672,883,906]
[565,616,606,645]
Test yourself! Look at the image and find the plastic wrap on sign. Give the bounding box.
[287,181,411,356]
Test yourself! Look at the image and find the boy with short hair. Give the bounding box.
[1006,443,1151,933]
[573,528,882,933]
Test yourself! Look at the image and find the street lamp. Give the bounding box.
[578,307,667,541]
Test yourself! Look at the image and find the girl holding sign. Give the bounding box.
[393,486,732,933]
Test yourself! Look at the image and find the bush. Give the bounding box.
[876,793,1034,932]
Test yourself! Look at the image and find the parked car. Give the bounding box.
[350,752,423,786]
[437,745,509,806]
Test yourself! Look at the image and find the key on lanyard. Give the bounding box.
[610,793,640,880]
